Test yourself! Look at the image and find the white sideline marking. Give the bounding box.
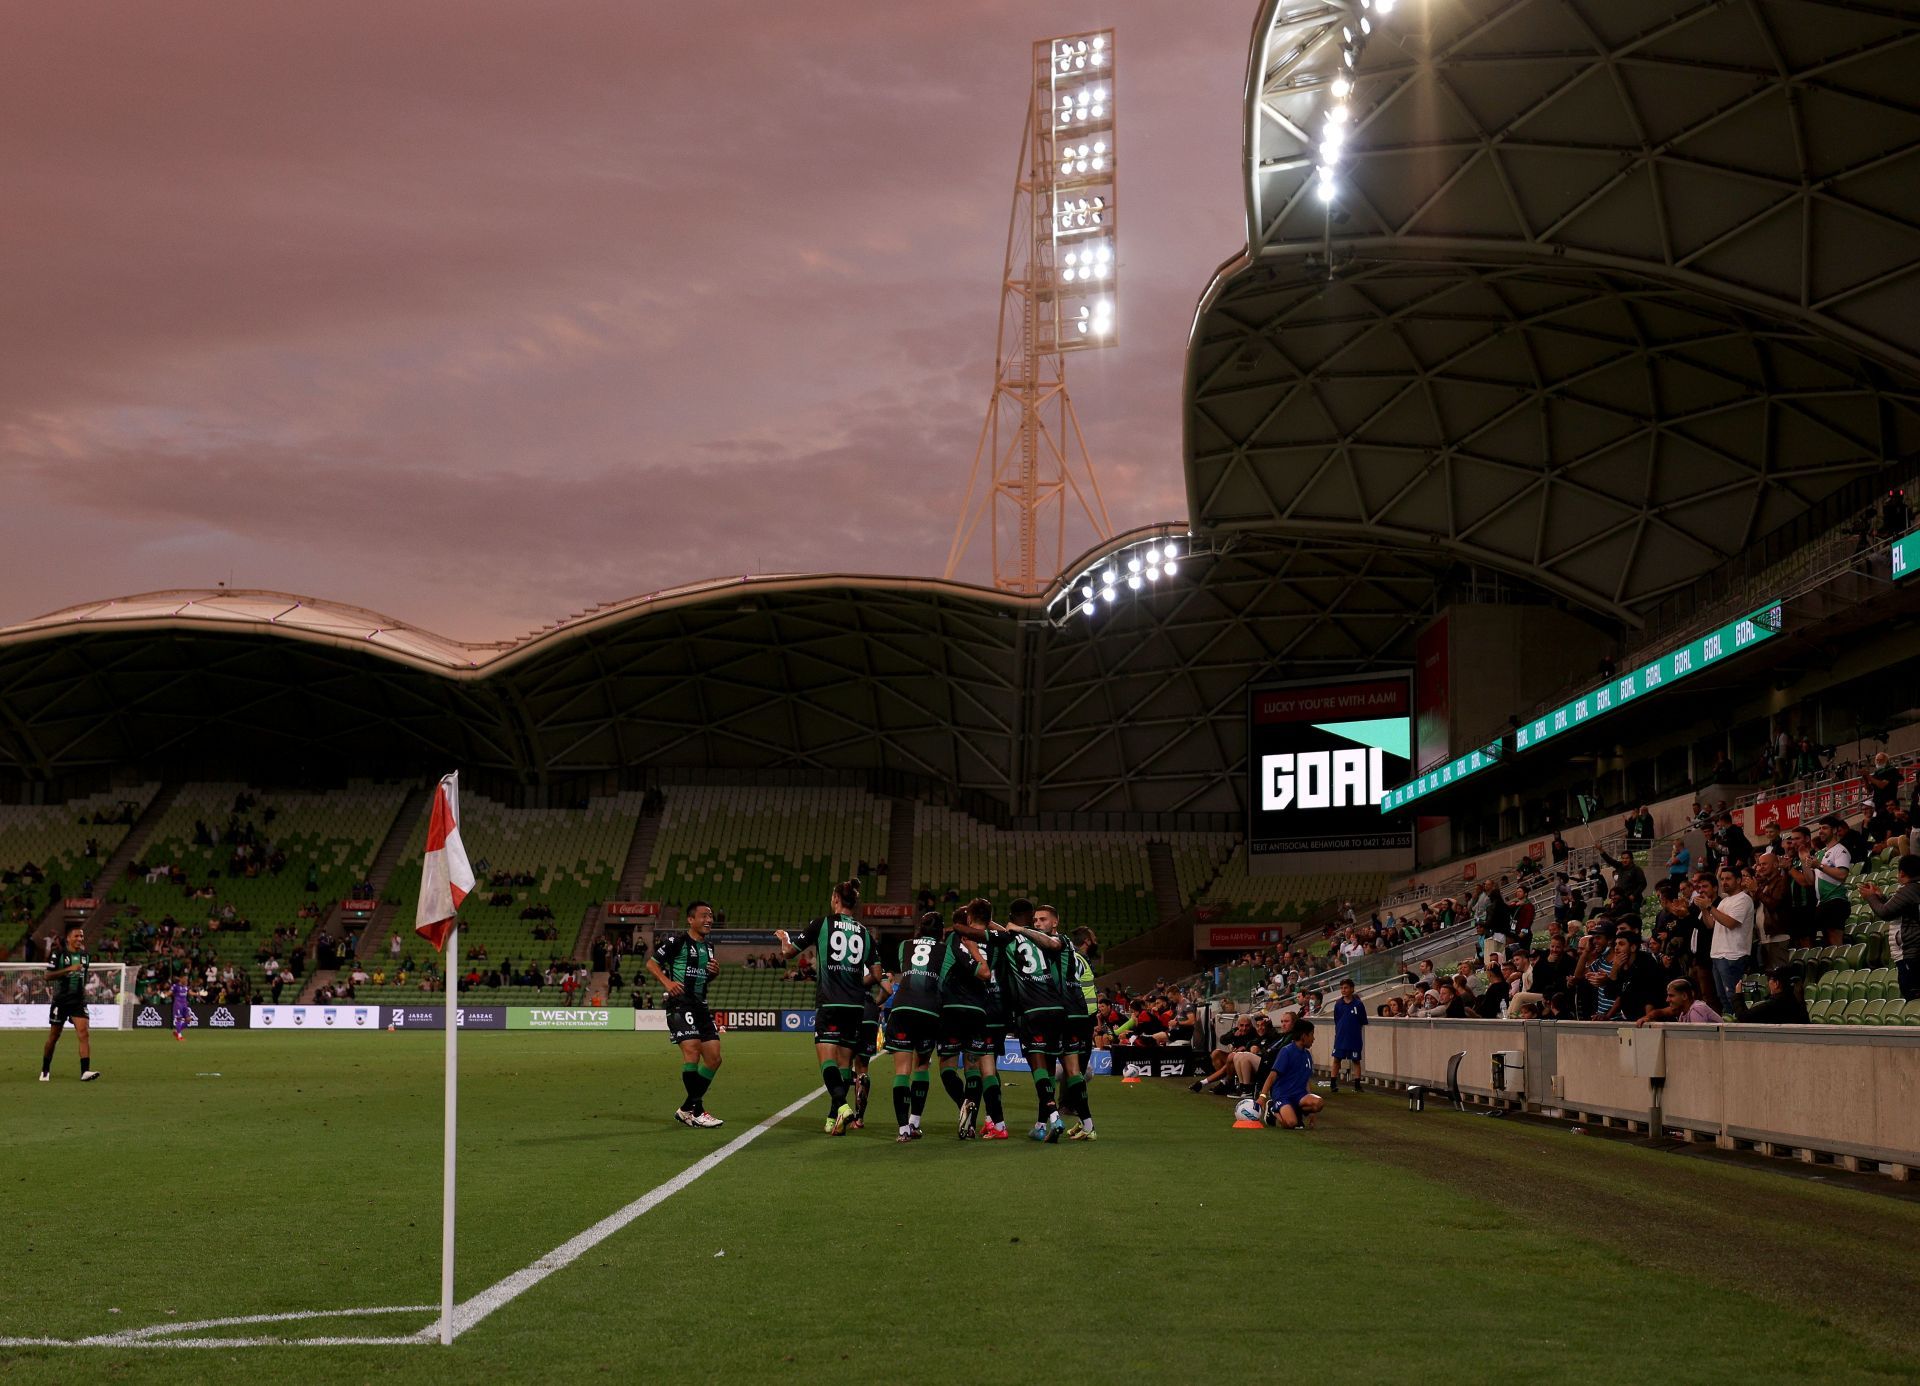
[0,1090,818,1350]
[422,1087,820,1342]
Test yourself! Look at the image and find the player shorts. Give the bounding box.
[982,1019,1009,1057]
[885,1007,940,1055]
[938,1004,990,1058]
[814,1003,865,1050]
[48,998,88,1027]
[1018,1009,1064,1059]
[1061,1013,1094,1062]
[856,1018,880,1061]
[1332,1046,1361,1062]
[666,997,719,1045]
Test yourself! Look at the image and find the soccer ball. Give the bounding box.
[1233,1097,1260,1124]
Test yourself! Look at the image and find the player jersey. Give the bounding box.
[984,931,1015,1021]
[650,931,714,1004]
[1003,931,1063,1015]
[49,947,88,1001]
[1059,938,1094,1017]
[937,931,988,1010]
[172,982,190,1011]
[789,914,874,1008]
[894,935,946,1016]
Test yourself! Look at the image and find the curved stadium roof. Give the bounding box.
[6,0,1919,812]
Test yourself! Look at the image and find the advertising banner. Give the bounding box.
[1110,1051,1194,1079]
[1248,675,1412,856]
[861,904,913,919]
[507,1006,614,1031]
[133,1002,248,1030]
[340,898,378,913]
[997,1041,1115,1076]
[385,1005,508,1030]
[250,1003,384,1030]
[710,929,779,946]
[1201,925,1288,950]
[0,1002,121,1030]
[710,1008,815,1032]
[634,1010,668,1032]
[604,902,660,918]
[62,897,100,911]
[1414,615,1449,774]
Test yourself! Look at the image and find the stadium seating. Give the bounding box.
[0,784,158,905]
[910,803,1234,946]
[99,782,407,990]
[1196,843,1390,927]
[645,786,890,927]
[380,789,643,974]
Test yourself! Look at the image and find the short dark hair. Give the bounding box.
[1071,926,1096,949]
[1008,898,1035,922]
[1291,1019,1314,1040]
[967,897,993,924]
[916,911,943,940]
[65,922,86,937]
[1900,854,1920,879]
[685,899,712,919]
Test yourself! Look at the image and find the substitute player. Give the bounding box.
[40,923,99,1082]
[777,879,880,1136]
[1329,976,1367,1092]
[1258,1019,1323,1130]
[1003,899,1066,1142]
[886,913,946,1142]
[648,900,725,1128]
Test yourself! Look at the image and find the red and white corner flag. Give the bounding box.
[415,771,474,953]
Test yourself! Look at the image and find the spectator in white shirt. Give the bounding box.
[1811,815,1854,944]
[1694,868,1756,1011]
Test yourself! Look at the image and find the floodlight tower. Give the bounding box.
[946,30,1118,596]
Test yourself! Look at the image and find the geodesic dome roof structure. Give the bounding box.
[1188,0,1920,621]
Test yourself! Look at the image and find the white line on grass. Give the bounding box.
[423,1087,820,1342]
[0,1088,818,1350]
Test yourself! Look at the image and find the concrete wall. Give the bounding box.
[1309,1018,1920,1168]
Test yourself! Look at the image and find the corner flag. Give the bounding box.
[416,772,474,952]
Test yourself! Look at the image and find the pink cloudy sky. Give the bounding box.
[0,2,1250,641]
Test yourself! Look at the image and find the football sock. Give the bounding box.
[693,1063,716,1111]
[910,1074,929,1117]
[983,1073,1004,1124]
[79,1057,90,1074]
[853,1073,870,1120]
[892,1074,911,1126]
[1065,1073,1088,1119]
[680,1062,700,1111]
[838,1066,854,1107]
[1034,1074,1057,1123]
[41,1053,52,1076]
[820,1061,845,1110]
[964,1069,982,1107]
[941,1066,967,1107]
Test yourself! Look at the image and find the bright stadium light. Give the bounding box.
[1163,557,1178,575]
[1101,584,1116,602]
[1127,555,1142,573]
[1127,574,1142,590]
[1047,30,1118,355]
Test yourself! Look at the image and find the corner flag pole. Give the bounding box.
[441,917,457,1346]
[417,769,474,1348]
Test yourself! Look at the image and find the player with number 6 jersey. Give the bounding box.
[647,900,725,1128]
[777,879,880,1135]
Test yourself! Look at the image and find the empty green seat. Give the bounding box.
[1840,999,1867,1024]
[1861,999,1888,1025]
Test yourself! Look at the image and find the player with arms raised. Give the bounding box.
[40,923,99,1082]
[648,900,725,1128]
[777,879,879,1136]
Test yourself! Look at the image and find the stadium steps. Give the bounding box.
[883,797,915,903]
[615,799,664,900]
[1147,841,1181,924]
[304,783,431,1001]
[15,780,181,962]
[573,806,651,963]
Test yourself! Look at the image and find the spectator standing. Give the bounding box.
[1329,978,1366,1093]
[1626,807,1655,851]
[1600,846,1647,911]
[1860,854,1920,1001]
[1694,869,1756,1011]
[1867,753,1902,813]
[1809,816,1854,944]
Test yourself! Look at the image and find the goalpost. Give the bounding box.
[0,961,131,1029]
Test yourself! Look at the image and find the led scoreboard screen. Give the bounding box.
[1247,676,1412,856]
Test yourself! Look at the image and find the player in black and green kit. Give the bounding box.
[41,923,100,1082]
[777,879,880,1136]
[647,900,724,1128]
[1003,900,1067,1142]
[938,898,1006,1139]
[884,913,946,1142]
[1060,923,1100,1140]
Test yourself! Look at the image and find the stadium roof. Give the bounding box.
[1187,0,1920,623]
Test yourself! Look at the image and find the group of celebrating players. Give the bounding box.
[647,878,1102,1144]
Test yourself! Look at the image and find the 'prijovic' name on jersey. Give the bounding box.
[1003,932,1063,1016]
[650,931,714,1004]
[938,932,988,1010]
[50,948,89,1001]
[894,935,945,1016]
[789,914,875,1008]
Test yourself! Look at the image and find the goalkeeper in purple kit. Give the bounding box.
[172,975,191,1041]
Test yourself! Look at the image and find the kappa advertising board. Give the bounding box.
[133,1002,247,1029]
[0,1002,122,1030]
[1247,676,1412,856]
[249,1004,385,1030]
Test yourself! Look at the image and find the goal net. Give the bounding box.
[0,961,130,1029]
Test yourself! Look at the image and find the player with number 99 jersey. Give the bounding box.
[785,910,877,1048]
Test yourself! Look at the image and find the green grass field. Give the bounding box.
[6,1031,1920,1383]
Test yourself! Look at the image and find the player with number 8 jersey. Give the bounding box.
[777,879,880,1135]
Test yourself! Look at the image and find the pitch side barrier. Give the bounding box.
[1318,1017,1920,1178]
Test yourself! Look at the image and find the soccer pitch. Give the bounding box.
[6,1032,1920,1384]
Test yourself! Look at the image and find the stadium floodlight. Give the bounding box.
[1101,584,1116,602]
[1162,557,1178,575]
[1127,555,1142,573]
[1145,564,1160,580]
[1127,574,1142,590]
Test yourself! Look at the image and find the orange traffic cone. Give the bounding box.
[1232,1117,1263,1129]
